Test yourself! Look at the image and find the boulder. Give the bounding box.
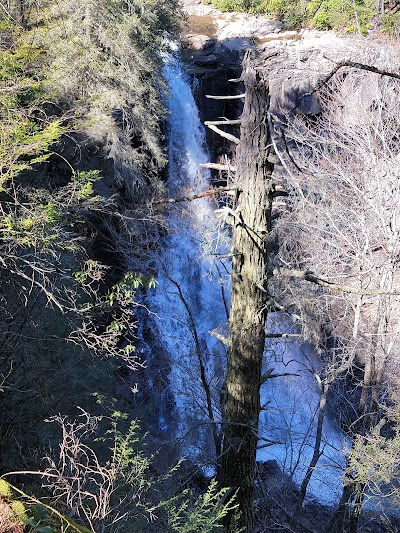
[257,459,281,477]
[215,13,282,40]
[271,77,322,116]
[222,37,255,52]
[185,33,214,50]
[193,53,218,66]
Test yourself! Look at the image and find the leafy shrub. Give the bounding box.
[161,479,238,532]
[259,0,309,26]
[381,12,400,37]
[0,479,92,532]
[308,0,375,32]
[205,0,266,12]
[208,0,378,31]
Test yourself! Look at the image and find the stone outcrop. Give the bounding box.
[213,12,282,40]
[182,0,400,121]
[193,53,218,66]
[256,31,400,118]
[185,33,214,50]
[180,0,400,177]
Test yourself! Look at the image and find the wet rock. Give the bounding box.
[299,91,322,115]
[185,33,214,50]
[255,33,357,117]
[257,459,281,478]
[223,37,255,52]
[213,43,225,55]
[259,30,300,43]
[215,14,282,40]
[193,53,218,66]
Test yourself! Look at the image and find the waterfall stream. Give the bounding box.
[150,46,346,503]
[149,48,228,465]
[259,314,347,503]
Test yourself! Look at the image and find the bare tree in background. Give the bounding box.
[273,71,400,531]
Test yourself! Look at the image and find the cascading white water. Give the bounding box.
[149,47,228,463]
[152,45,346,502]
[259,314,348,504]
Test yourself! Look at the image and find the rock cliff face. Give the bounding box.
[181,1,400,125]
[256,32,400,118]
[178,4,319,164]
[180,34,242,170]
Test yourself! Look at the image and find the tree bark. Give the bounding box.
[219,57,273,532]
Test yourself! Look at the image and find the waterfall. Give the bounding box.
[151,45,346,502]
[149,47,228,464]
[259,314,348,504]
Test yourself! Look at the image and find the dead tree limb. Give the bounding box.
[199,163,237,172]
[302,60,400,98]
[267,113,303,174]
[209,330,229,345]
[204,119,242,126]
[274,268,400,295]
[265,332,300,338]
[206,93,246,100]
[261,370,300,384]
[154,186,237,205]
[271,184,288,197]
[205,124,240,144]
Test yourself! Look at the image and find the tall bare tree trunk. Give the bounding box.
[351,0,362,34]
[327,295,392,533]
[219,57,273,532]
[296,379,329,512]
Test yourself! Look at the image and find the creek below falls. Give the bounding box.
[140,43,350,508]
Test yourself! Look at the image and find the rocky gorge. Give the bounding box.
[178,0,399,211]
[162,2,400,531]
[181,0,399,118]
[1,0,400,530]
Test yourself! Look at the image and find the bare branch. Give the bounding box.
[275,268,400,296]
[204,119,242,126]
[265,332,301,338]
[271,184,288,197]
[267,113,303,175]
[302,60,400,98]
[209,329,229,345]
[205,93,246,100]
[199,163,237,172]
[205,124,240,144]
[7,267,65,312]
[154,185,238,205]
[261,370,300,384]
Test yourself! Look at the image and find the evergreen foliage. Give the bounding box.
[162,479,238,532]
[0,1,186,529]
[0,43,62,183]
[0,0,236,529]
[20,0,179,195]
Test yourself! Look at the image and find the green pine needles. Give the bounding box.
[161,479,239,532]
